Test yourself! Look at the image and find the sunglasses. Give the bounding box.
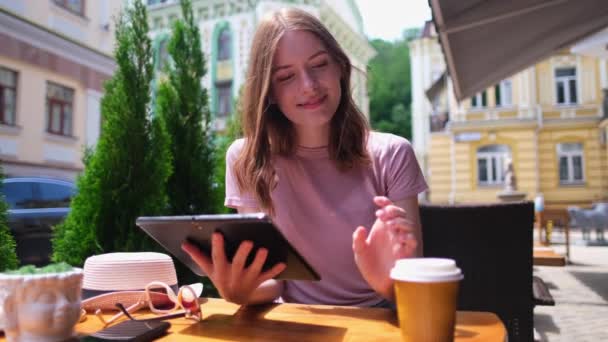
[94,281,201,326]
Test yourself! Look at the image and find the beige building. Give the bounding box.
[410,21,608,209]
[146,0,376,130]
[0,0,120,181]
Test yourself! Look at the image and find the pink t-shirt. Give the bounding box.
[225,131,428,306]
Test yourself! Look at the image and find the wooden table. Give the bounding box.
[534,247,566,266]
[48,298,507,341]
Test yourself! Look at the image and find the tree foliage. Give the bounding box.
[0,164,18,271]
[156,0,216,216]
[52,0,171,266]
[367,35,416,139]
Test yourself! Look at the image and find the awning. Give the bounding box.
[429,0,608,101]
[571,27,608,58]
[425,71,447,103]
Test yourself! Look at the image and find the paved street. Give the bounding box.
[534,230,608,342]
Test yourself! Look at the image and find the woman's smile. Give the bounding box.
[298,94,327,110]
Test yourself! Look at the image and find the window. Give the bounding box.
[0,67,17,126]
[471,91,487,109]
[147,0,169,5]
[46,82,74,136]
[218,29,231,61]
[53,0,85,16]
[198,7,209,20]
[555,68,577,105]
[216,83,232,117]
[495,80,512,107]
[430,112,448,132]
[157,38,169,71]
[38,182,75,208]
[153,17,163,29]
[557,143,584,184]
[214,3,226,17]
[2,182,36,210]
[477,145,510,185]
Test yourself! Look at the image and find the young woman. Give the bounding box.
[182,8,427,308]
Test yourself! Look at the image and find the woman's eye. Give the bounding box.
[313,61,328,68]
[277,74,294,82]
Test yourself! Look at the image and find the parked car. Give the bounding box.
[1,177,76,266]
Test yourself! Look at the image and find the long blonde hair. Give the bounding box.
[234,8,370,214]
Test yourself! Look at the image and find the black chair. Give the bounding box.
[420,201,534,342]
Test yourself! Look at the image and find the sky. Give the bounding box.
[354,0,432,41]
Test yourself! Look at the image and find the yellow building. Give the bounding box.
[411,22,608,209]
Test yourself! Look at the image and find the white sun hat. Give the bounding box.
[81,252,202,312]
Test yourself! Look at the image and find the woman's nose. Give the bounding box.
[301,69,319,93]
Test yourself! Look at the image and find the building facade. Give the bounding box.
[0,0,120,181]
[146,0,376,130]
[410,21,608,209]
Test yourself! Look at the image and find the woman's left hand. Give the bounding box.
[352,196,422,301]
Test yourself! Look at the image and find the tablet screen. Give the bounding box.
[136,213,320,281]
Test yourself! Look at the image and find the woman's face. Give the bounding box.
[270,30,342,134]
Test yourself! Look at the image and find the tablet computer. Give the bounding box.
[136,213,320,281]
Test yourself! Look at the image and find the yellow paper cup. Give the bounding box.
[390,258,463,342]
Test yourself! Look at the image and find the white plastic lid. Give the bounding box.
[390,258,463,283]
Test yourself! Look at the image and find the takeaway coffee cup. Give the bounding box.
[390,258,463,342]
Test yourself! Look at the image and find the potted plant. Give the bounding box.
[0,263,83,342]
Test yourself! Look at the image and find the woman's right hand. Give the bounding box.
[181,233,286,305]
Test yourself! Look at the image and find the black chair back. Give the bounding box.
[420,201,534,342]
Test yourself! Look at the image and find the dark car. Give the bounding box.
[1,177,76,266]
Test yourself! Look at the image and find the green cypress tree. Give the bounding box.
[156,0,215,216]
[52,0,172,266]
[0,164,18,271]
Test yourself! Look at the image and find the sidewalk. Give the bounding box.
[534,230,608,342]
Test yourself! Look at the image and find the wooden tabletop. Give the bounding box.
[47,298,507,341]
[534,247,566,266]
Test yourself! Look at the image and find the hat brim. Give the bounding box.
[81,283,203,312]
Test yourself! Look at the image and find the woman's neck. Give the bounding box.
[295,124,330,148]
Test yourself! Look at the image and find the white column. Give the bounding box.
[449,133,456,204]
[86,89,103,147]
[601,59,607,117]
[600,58,607,89]
[530,66,537,105]
[576,55,583,103]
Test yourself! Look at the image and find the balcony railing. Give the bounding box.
[455,104,601,123]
